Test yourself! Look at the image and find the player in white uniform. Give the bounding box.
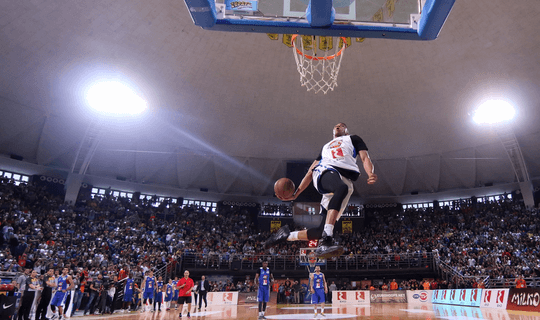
[265,123,377,258]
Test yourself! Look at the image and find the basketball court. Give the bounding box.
[71,303,540,319]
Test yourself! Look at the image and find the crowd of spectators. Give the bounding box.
[1,175,540,292]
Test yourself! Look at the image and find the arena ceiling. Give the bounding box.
[1,0,540,202]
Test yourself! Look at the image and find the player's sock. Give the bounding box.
[323,224,334,237]
[287,231,299,241]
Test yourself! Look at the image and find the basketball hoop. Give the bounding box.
[292,34,348,94]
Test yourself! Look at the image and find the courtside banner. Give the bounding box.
[238,292,257,304]
[370,291,407,303]
[332,291,370,305]
[480,289,509,309]
[407,290,432,304]
[207,292,239,305]
[432,289,482,307]
[507,288,540,312]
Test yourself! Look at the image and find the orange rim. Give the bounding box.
[292,34,347,61]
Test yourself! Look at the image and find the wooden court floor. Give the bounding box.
[75,303,540,320]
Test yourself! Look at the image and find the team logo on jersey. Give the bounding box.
[329,140,342,149]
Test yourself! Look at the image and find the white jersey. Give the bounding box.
[319,135,360,173]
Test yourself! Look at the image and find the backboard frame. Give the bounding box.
[183,0,455,40]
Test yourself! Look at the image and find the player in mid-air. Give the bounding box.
[50,267,74,320]
[255,261,274,320]
[310,266,328,317]
[265,122,377,258]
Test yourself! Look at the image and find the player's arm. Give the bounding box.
[359,150,377,184]
[279,160,318,201]
[254,273,259,287]
[270,273,274,283]
[48,277,57,288]
[309,274,315,293]
[322,274,328,294]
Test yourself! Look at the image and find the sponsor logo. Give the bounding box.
[223,293,233,302]
[484,290,491,303]
[356,292,365,300]
[497,290,505,304]
[3,304,14,309]
[460,290,466,301]
[510,292,540,306]
[420,291,428,302]
[413,294,420,299]
[470,289,478,301]
[337,292,347,300]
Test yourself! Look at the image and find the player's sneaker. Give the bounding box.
[320,313,326,317]
[264,225,290,248]
[314,232,344,259]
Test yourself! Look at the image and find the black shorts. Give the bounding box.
[177,296,192,304]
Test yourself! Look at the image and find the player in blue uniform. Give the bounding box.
[164,278,174,310]
[122,273,135,312]
[142,270,156,312]
[310,266,328,317]
[154,276,164,311]
[172,276,179,310]
[50,267,74,320]
[255,261,274,320]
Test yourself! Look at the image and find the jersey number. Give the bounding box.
[331,148,344,159]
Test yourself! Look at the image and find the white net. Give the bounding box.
[292,35,348,94]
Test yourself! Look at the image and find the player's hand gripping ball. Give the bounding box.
[274,178,295,199]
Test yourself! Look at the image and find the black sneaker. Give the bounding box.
[264,225,290,248]
[314,232,344,259]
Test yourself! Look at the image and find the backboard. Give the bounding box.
[184,0,455,40]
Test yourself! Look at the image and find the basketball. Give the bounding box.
[274,178,295,199]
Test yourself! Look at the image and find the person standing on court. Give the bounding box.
[50,267,74,320]
[328,281,337,303]
[197,275,210,311]
[19,270,42,320]
[177,270,194,318]
[265,122,377,258]
[310,266,328,318]
[36,268,56,320]
[255,261,274,320]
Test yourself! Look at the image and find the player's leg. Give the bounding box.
[186,296,192,318]
[314,170,353,258]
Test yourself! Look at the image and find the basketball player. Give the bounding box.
[50,267,74,320]
[165,278,174,310]
[310,266,328,317]
[172,276,180,310]
[255,261,274,320]
[177,270,194,318]
[265,122,377,258]
[122,273,135,312]
[141,270,156,312]
[154,276,164,311]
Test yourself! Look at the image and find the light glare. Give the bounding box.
[87,82,147,115]
[473,100,515,124]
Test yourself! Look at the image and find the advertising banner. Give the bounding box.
[432,289,482,307]
[370,291,407,303]
[407,290,432,304]
[480,289,509,309]
[507,288,540,312]
[207,292,239,305]
[332,291,370,305]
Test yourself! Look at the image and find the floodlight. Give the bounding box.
[472,100,515,124]
[87,82,147,115]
